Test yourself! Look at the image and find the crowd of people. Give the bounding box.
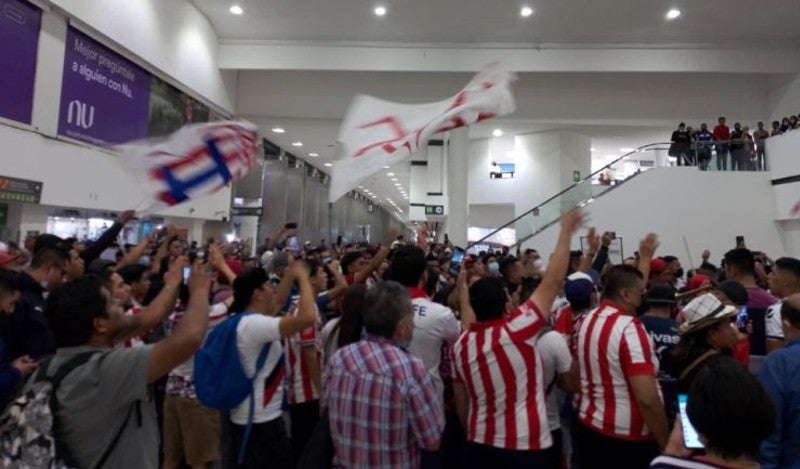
[0,210,797,468]
[669,114,800,171]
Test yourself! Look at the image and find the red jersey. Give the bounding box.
[451,299,552,450]
[573,301,660,440]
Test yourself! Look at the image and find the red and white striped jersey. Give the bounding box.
[285,294,323,404]
[573,300,660,440]
[451,299,552,451]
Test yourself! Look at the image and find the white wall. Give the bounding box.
[523,168,789,270]
[765,130,800,221]
[0,125,231,220]
[46,0,234,112]
[767,73,800,122]
[236,71,768,127]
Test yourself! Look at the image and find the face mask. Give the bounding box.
[533,259,544,271]
[488,262,500,273]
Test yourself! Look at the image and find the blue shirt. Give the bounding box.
[759,337,800,468]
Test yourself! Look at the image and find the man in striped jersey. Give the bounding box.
[451,209,586,466]
[572,237,669,468]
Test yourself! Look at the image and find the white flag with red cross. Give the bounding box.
[329,64,515,202]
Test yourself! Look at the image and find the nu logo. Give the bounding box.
[67,100,95,129]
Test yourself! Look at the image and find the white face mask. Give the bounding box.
[533,259,544,271]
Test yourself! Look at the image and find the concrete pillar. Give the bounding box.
[446,127,470,247]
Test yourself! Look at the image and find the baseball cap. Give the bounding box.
[715,280,748,307]
[650,258,667,275]
[686,273,711,292]
[564,272,594,305]
[680,293,737,334]
[647,284,677,305]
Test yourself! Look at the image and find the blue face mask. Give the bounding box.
[488,261,500,273]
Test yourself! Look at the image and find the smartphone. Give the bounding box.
[285,222,298,230]
[449,247,466,277]
[287,235,301,256]
[736,306,749,333]
[736,235,745,247]
[182,266,191,284]
[678,394,704,449]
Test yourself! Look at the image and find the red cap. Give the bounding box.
[649,258,667,274]
[687,273,710,291]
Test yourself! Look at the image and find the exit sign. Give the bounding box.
[425,205,444,215]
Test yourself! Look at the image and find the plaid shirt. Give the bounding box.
[323,335,445,468]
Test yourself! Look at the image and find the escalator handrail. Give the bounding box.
[468,141,672,248]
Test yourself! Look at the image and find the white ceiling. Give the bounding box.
[190,0,798,221]
[193,0,800,46]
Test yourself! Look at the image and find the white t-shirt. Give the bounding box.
[766,300,785,342]
[536,330,572,431]
[408,296,461,396]
[231,314,285,425]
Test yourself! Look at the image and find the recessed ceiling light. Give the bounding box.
[229,4,244,15]
[492,129,503,137]
[372,195,377,198]
[394,183,401,187]
[386,172,394,176]
[620,147,635,152]
[323,163,332,167]
[308,153,319,157]
[374,5,387,16]
[383,166,390,169]
[271,127,285,133]
[358,185,364,189]
[520,6,533,17]
[666,8,681,20]
[591,147,596,152]
[391,178,398,182]
[292,141,303,147]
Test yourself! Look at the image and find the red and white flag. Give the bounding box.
[330,64,515,202]
[116,121,258,213]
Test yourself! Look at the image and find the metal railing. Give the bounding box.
[468,142,673,249]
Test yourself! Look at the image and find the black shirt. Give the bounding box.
[0,271,55,360]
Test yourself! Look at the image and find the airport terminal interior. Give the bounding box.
[0,1,799,468]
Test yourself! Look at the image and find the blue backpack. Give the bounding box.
[194,312,271,463]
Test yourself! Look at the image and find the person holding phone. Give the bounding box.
[650,360,774,468]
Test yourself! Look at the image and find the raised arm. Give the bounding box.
[147,259,211,383]
[457,266,476,329]
[354,229,399,284]
[278,262,318,339]
[81,210,135,264]
[325,260,349,301]
[272,254,296,315]
[116,231,156,270]
[591,232,612,272]
[529,209,587,318]
[114,257,183,345]
[637,233,660,283]
[208,243,237,285]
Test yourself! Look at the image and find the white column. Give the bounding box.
[446,128,469,247]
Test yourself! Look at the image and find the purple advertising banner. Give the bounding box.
[0,0,41,124]
[58,27,151,145]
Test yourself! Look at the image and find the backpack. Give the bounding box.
[0,352,134,469]
[193,313,271,464]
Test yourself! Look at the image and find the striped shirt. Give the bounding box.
[451,299,552,450]
[285,294,323,404]
[323,335,444,468]
[573,300,659,440]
